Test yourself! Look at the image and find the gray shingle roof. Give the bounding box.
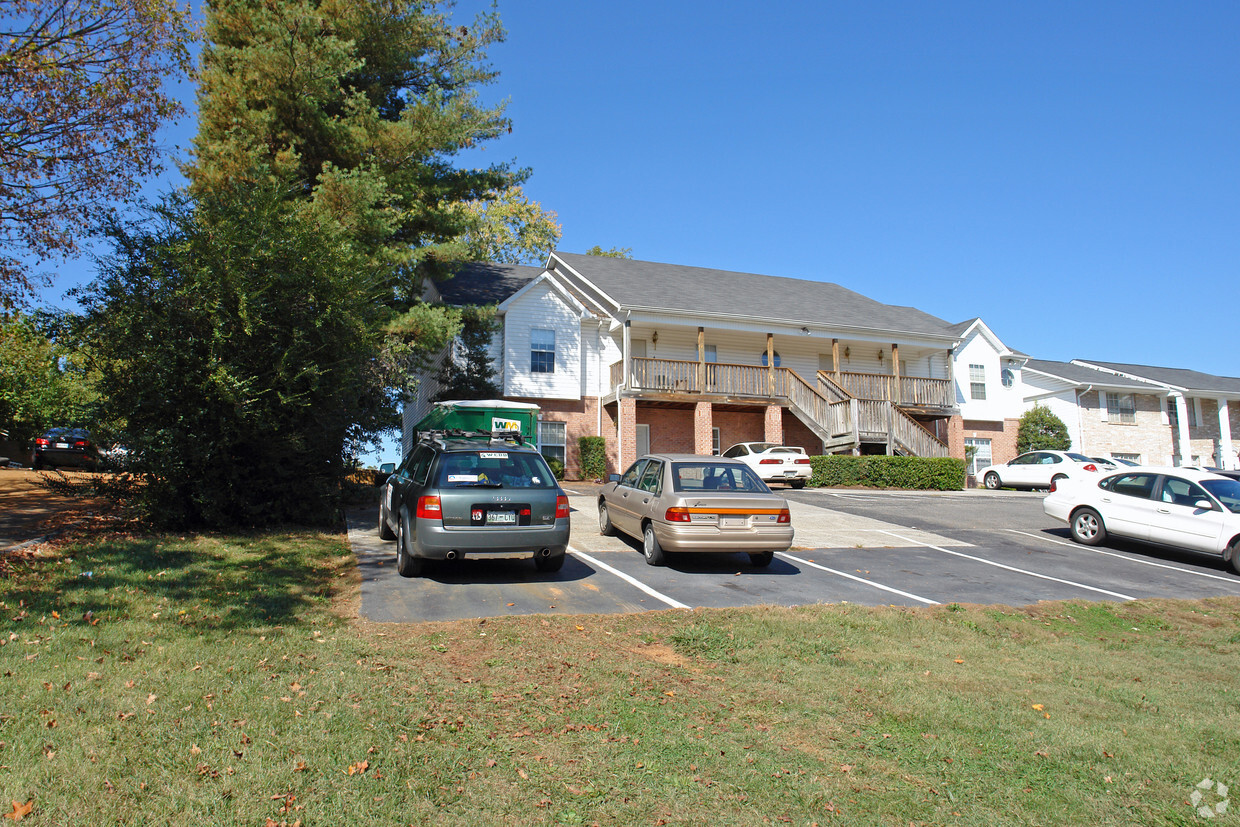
[552,252,957,338]
[1024,359,1165,391]
[1075,361,1240,394]
[434,262,543,306]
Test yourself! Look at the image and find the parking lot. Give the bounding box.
[347,486,1240,623]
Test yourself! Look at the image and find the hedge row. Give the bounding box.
[808,455,966,491]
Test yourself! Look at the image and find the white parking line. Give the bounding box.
[568,546,691,610]
[878,530,1138,601]
[776,552,939,605]
[1006,529,1240,586]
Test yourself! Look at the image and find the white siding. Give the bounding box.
[953,329,1022,422]
[502,281,582,400]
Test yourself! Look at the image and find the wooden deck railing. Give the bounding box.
[828,371,954,407]
[610,358,949,457]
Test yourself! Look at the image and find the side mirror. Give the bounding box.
[607,473,621,483]
[1194,500,1214,511]
[377,462,396,485]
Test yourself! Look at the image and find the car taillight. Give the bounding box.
[1083,464,1097,472]
[73,440,89,449]
[555,496,569,519]
[777,509,791,524]
[794,458,811,465]
[416,495,442,519]
[665,507,692,523]
[35,438,49,447]
[759,458,781,465]
[1049,479,1058,493]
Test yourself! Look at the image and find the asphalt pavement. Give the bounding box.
[348,486,1240,623]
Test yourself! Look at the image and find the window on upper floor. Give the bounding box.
[1106,393,1136,425]
[531,328,555,374]
[969,364,986,400]
[705,345,717,363]
[760,350,781,368]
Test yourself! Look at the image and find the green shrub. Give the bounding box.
[577,436,607,481]
[808,455,965,490]
[547,456,566,481]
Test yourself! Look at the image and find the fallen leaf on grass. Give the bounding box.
[954,659,965,664]
[346,760,369,776]
[2,800,32,821]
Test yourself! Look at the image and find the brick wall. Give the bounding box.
[764,404,783,444]
[1076,391,1173,465]
[962,419,1019,465]
[509,396,616,480]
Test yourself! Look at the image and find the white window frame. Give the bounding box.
[1106,392,1136,425]
[965,437,992,476]
[712,427,721,455]
[538,420,566,465]
[969,364,987,401]
[531,328,556,374]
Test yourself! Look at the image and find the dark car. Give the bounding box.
[378,429,570,577]
[33,428,100,471]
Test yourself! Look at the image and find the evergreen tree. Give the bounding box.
[1017,405,1072,453]
[433,305,500,402]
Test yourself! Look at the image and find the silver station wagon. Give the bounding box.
[379,430,570,576]
[598,453,795,567]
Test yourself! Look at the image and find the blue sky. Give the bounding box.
[29,0,1240,459]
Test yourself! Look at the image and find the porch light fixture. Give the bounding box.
[800,326,810,335]
[651,331,658,346]
[878,349,884,363]
[844,347,850,360]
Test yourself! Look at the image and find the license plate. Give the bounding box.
[783,470,798,477]
[56,443,69,449]
[720,517,747,529]
[487,511,516,525]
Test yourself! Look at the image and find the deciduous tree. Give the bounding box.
[0,0,192,307]
[1017,404,1072,453]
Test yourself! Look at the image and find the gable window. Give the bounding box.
[969,364,987,400]
[538,420,566,465]
[531,328,555,374]
[1106,393,1136,425]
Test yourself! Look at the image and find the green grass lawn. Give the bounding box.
[2,528,1239,825]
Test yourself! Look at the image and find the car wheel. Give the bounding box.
[791,480,806,490]
[1226,540,1240,576]
[396,510,426,577]
[748,551,774,567]
[534,553,565,573]
[984,472,1001,490]
[1070,507,1106,546]
[598,501,615,536]
[378,502,396,541]
[32,457,43,471]
[642,523,666,566]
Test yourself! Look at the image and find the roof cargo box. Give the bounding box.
[414,400,540,440]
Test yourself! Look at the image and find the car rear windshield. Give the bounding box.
[435,450,557,489]
[1202,478,1240,514]
[672,462,769,493]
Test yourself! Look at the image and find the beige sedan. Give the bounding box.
[597,453,794,567]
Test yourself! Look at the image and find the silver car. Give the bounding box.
[598,453,794,567]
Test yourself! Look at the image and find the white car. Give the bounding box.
[719,442,812,489]
[976,450,1103,491]
[1043,467,1240,574]
[1090,456,1140,470]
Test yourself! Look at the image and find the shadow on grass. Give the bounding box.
[5,530,343,633]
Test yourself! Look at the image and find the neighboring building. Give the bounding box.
[1071,362,1240,469]
[1021,360,1171,466]
[405,253,964,477]
[946,318,1029,477]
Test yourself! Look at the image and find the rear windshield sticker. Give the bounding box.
[448,474,479,483]
[480,452,509,459]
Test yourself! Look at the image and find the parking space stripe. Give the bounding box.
[776,552,939,605]
[1005,529,1240,586]
[568,546,691,610]
[878,530,1138,601]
